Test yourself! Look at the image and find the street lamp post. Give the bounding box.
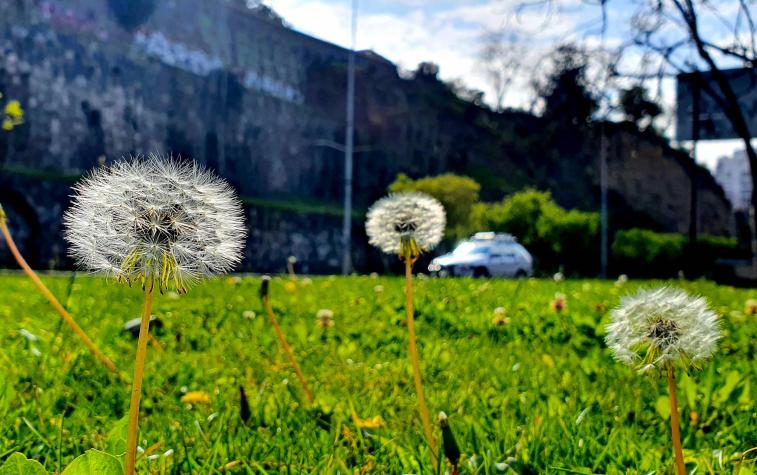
[341,0,357,275]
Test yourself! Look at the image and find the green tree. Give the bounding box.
[539,45,597,127]
[619,85,662,128]
[472,188,552,246]
[388,173,481,239]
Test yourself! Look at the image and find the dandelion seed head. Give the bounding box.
[316,308,335,328]
[365,192,445,258]
[63,154,247,293]
[605,287,720,372]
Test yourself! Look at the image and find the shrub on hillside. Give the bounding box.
[472,189,600,275]
[611,228,741,277]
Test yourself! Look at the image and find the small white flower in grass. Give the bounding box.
[365,192,445,260]
[63,154,246,293]
[605,287,720,373]
[18,329,38,342]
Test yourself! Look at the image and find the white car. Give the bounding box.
[428,232,533,278]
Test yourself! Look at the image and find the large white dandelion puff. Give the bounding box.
[63,155,247,293]
[365,192,446,260]
[605,287,720,373]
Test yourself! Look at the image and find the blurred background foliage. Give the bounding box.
[389,173,740,278]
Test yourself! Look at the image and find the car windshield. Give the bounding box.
[452,242,490,256]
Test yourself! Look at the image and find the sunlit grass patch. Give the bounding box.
[0,274,755,473]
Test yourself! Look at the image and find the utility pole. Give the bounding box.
[600,124,608,278]
[341,0,357,275]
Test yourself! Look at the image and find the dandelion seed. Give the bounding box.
[63,155,246,294]
[605,287,720,372]
[492,307,509,326]
[365,192,445,470]
[64,154,246,475]
[606,286,720,475]
[365,192,445,258]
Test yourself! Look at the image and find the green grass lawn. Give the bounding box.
[1,274,756,474]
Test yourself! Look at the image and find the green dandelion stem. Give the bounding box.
[404,256,438,470]
[0,208,122,378]
[125,283,155,475]
[260,278,314,404]
[667,364,685,475]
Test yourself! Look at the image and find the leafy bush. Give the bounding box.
[388,173,480,239]
[611,228,741,277]
[387,177,739,278]
[472,189,600,275]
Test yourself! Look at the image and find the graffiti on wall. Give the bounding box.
[133,31,304,104]
[133,31,224,76]
[242,70,303,104]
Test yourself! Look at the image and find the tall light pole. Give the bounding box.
[600,124,608,278]
[341,0,357,275]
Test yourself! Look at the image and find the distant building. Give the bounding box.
[715,150,751,211]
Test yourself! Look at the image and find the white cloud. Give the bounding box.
[269,0,569,108]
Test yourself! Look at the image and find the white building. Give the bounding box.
[715,150,752,211]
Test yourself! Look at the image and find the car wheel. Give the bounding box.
[515,269,527,278]
[473,267,490,278]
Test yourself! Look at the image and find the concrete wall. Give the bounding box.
[604,127,732,236]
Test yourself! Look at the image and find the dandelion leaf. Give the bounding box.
[655,396,670,420]
[61,450,122,475]
[105,417,129,456]
[0,453,48,475]
[714,370,741,406]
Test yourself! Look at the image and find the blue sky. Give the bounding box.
[266,0,751,168]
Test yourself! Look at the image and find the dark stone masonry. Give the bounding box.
[0,0,734,273]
